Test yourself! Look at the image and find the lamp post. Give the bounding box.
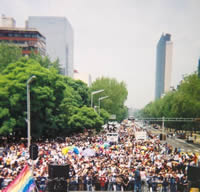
[91,89,104,108]
[27,75,36,149]
[98,96,109,115]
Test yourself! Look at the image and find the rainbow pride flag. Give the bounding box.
[3,164,36,192]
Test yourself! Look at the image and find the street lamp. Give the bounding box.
[27,75,36,149]
[98,96,109,115]
[91,89,104,108]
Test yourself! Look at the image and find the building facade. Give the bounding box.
[27,16,74,77]
[155,33,173,100]
[0,27,46,56]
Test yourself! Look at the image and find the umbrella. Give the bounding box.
[104,143,110,148]
[73,147,79,154]
[62,147,69,155]
[82,148,96,157]
[62,146,74,155]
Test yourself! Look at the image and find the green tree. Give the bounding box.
[64,78,90,107]
[0,43,22,73]
[0,57,90,137]
[29,52,61,73]
[68,106,104,133]
[90,77,128,121]
[140,72,200,132]
[99,108,110,123]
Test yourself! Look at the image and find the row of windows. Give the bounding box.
[0,32,45,40]
[23,46,45,52]
[22,47,45,56]
[0,39,46,47]
[0,39,33,44]
[22,46,37,51]
[0,39,45,51]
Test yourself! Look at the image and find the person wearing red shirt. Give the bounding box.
[99,174,107,191]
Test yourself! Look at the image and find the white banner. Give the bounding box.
[135,131,147,140]
[107,132,119,143]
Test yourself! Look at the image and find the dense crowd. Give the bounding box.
[0,120,199,192]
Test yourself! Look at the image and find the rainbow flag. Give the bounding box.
[3,164,36,192]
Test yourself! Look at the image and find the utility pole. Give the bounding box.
[27,75,36,149]
[162,116,165,134]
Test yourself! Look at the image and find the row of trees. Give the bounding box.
[140,73,200,132]
[0,43,128,139]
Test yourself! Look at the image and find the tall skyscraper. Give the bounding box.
[155,33,173,100]
[27,16,73,77]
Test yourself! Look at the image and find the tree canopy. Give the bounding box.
[140,72,200,131]
[90,77,128,121]
[0,45,102,138]
[0,43,22,73]
[0,43,128,138]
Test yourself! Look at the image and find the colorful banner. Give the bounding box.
[3,164,36,192]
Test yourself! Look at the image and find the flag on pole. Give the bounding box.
[3,164,36,192]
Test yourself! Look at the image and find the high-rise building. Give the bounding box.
[0,16,46,56]
[0,27,46,56]
[27,16,74,77]
[155,33,173,100]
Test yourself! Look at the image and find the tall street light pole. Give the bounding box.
[91,89,104,108]
[99,96,109,115]
[27,75,36,149]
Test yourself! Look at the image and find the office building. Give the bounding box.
[0,15,46,56]
[27,16,74,77]
[155,33,173,100]
[0,26,46,57]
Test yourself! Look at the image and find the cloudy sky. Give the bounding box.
[1,0,200,109]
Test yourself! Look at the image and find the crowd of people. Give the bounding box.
[0,120,199,192]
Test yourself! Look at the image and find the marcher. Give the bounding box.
[0,120,196,192]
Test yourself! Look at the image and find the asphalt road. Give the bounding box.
[166,136,200,154]
[149,127,200,154]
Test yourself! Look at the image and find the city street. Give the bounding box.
[166,136,200,154]
[149,126,200,154]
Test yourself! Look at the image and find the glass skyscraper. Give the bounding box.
[155,33,173,100]
[27,16,73,77]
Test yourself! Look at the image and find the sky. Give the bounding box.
[1,0,200,109]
